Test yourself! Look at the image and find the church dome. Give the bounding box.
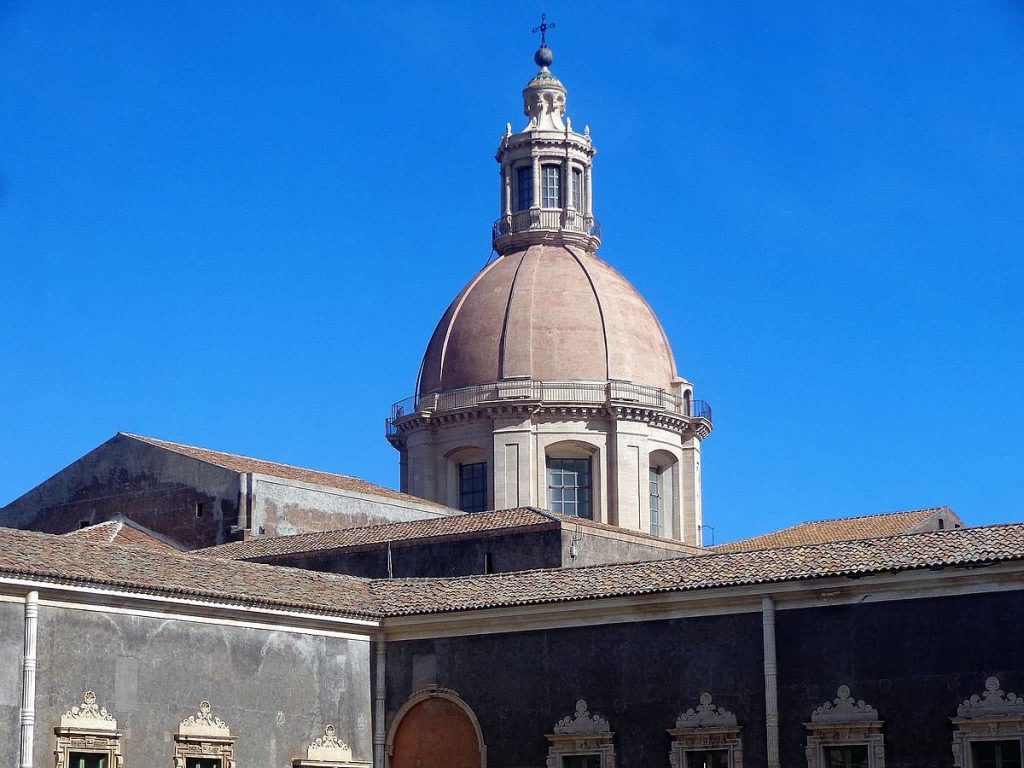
[417,244,679,395]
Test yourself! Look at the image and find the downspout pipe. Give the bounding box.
[374,637,386,768]
[19,590,39,768]
[763,596,780,768]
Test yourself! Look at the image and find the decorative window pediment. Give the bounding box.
[54,692,123,768]
[293,724,371,768]
[805,686,885,768]
[951,677,1024,768]
[546,699,615,768]
[668,692,742,768]
[174,701,235,768]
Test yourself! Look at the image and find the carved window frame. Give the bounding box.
[293,724,371,768]
[546,699,615,768]
[668,692,742,768]
[54,691,123,768]
[804,686,885,768]
[173,701,235,768]
[951,677,1024,768]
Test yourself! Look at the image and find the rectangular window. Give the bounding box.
[685,750,729,768]
[972,740,1023,768]
[459,462,488,513]
[823,745,869,768]
[547,457,592,519]
[649,466,662,537]
[69,755,107,768]
[562,756,601,768]
[572,168,583,210]
[516,166,533,211]
[542,164,562,208]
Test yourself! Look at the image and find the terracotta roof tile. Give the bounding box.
[65,519,182,553]
[0,526,377,619]
[371,523,1024,616]
[711,507,956,553]
[192,508,556,560]
[121,432,450,509]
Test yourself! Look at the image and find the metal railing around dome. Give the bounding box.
[491,210,602,242]
[385,380,711,437]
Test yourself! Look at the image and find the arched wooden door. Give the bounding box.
[390,694,484,768]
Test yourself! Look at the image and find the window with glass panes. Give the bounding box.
[685,750,729,768]
[572,168,583,210]
[650,466,662,536]
[542,164,562,208]
[547,457,592,518]
[459,462,487,512]
[972,741,1023,768]
[516,166,533,211]
[822,745,869,768]
[561,755,601,768]
[69,755,107,768]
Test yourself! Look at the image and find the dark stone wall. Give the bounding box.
[269,529,564,578]
[386,588,1024,768]
[0,434,240,548]
[775,589,1024,768]
[21,603,372,767]
[386,612,767,768]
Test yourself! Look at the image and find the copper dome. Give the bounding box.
[417,245,679,395]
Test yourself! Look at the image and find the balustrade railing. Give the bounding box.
[386,380,711,436]
[492,210,602,241]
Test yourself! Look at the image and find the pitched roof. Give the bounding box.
[192,508,559,560]
[711,507,957,553]
[192,507,704,561]
[372,523,1024,616]
[0,526,377,619]
[3,522,1023,621]
[121,433,449,509]
[65,518,182,553]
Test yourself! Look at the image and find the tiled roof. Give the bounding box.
[192,507,705,561]
[121,433,449,509]
[65,519,181,553]
[0,526,377,618]
[192,508,557,560]
[371,523,1024,616]
[711,507,954,553]
[3,522,1023,621]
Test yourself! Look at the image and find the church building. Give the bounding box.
[2,37,1024,768]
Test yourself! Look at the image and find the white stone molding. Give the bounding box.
[293,724,371,768]
[668,692,743,768]
[385,685,486,768]
[804,686,885,768]
[951,676,1024,768]
[174,701,235,768]
[54,691,123,768]
[546,700,615,768]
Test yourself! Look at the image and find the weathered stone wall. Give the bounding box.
[0,434,240,548]
[385,588,1024,768]
[9,602,373,767]
[251,475,457,539]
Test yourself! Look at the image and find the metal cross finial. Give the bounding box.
[532,13,555,47]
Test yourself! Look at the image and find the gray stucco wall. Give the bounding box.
[20,603,372,767]
[0,600,24,767]
[252,476,457,539]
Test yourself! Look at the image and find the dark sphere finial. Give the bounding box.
[534,46,554,68]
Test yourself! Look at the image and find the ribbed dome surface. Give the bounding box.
[417,245,679,395]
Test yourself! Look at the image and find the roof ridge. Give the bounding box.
[119,432,365,483]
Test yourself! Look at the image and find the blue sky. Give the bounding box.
[1,1,1022,543]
